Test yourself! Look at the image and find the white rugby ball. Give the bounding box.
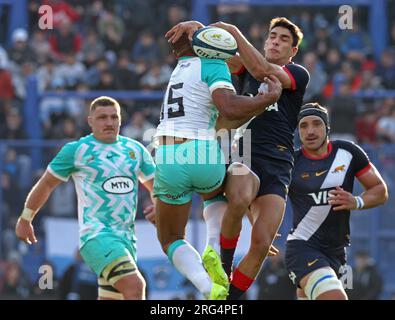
[192,26,238,60]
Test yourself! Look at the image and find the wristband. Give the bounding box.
[355,196,365,210]
[20,208,35,222]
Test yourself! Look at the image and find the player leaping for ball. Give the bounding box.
[153,32,282,299]
[167,17,310,299]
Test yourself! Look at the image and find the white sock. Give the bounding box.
[203,199,227,253]
[169,240,212,296]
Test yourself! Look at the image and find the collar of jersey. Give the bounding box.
[302,141,333,160]
[91,133,120,145]
[179,56,196,60]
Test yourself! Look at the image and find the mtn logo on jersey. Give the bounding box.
[102,176,135,194]
[309,190,330,205]
[332,165,346,173]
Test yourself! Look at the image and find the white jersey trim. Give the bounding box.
[47,166,69,182]
[209,81,236,95]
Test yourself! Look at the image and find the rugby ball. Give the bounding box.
[192,26,238,60]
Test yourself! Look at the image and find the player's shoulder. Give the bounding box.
[60,135,91,152]
[332,139,366,155]
[284,62,310,77]
[119,135,149,153]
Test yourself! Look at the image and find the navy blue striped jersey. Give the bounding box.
[287,140,371,249]
[235,63,310,163]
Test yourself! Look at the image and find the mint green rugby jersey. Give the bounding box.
[156,56,236,140]
[47,134,156,248]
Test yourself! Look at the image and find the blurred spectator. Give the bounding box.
[11,61,36,99]
[94,70,117,90]
[158,4,187,37]
[0,64,14,100]
[355,110,378,144]
[97,8,125,54]
[248,23,265,50]
[58,251,97,300]
[51,117,80,141]
[339,22,371,62]
[122,110,155,141]
[30,30,51,65]
[0,254,31,299]
[114,52,139,90]
[7,28,36,65]
[327,83,358,140]
[49,18,82,60]
[36,57,61,92]
[347,251,383,300]
[303,52,327,101]
[84,57,109,88]
[376,106,395,143]
[132,31,160,63]
[79,30,105,65]
[39,78,70,134]
[256,254,296,300]
[0,108,26,140]
[57,52,86,89]
[309,20,333,61]
[376,49,395,89]
[324,48,342,80]
[140,63,172,91]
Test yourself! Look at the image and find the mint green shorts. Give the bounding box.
[80,233,136,276]
[153,139,226,205]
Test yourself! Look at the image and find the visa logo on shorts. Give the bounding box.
[309,190,329,205]
[102,176,134,194]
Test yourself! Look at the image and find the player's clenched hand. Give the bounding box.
[165,21,204,43]
[258,75,282,105]
[328,186,358,211]
[143,204,156,225]
[15,217,37,245]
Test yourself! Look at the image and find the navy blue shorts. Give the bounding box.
[285,240,346,287]
[251,155,292,200]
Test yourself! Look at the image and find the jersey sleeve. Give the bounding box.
[282,63,310,92]
[201,59,236,95]
[136,142,156,183]
[47,142,78,181]
[347,141,371,177]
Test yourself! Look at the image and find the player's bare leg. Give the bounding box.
[156,199,227,299]
[228,194,285,299]
[220,164,260,277]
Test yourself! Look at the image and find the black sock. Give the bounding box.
[220,247,236,278]
[227,284,246,300]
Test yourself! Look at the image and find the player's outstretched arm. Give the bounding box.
[165,20,205,43]
[15,171,63,244]
[328,165,388,211]
[213,74,282,128]
[211,21,293,89]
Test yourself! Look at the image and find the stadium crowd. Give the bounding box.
[0,0,394,299]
